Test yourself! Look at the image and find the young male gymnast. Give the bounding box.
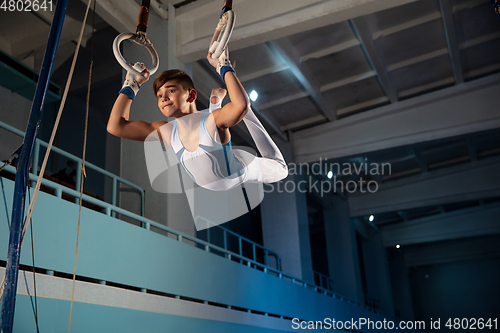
[107,48,288,191]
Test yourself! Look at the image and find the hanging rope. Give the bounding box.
[0,0,93,304]
[68,0,95,331]
[26,187,40,333]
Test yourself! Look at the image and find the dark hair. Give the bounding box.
[153,69,195,96]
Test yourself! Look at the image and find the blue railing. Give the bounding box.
[0,120,145,216]
[0,163,386,318]
[1,163,284,273]
[313,270,335,292]
[1,120,389,317]
[0,119,280,269]
[197,216,281,270]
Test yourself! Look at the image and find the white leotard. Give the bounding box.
[147,99,288,194]
[144,95,288,229]
[170,111,252,191]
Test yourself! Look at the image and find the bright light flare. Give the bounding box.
[249,90,258,102]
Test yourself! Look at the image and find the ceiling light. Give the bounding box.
[327,171,333,179]
[369,215,374,222]
[250,90,258,102]
[396,244,401,249]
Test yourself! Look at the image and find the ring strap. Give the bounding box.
[137,0,151,33]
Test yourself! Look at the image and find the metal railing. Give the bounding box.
[0,121,389,316]
[1,163,283,272]
[364,293,381,310]
[0,119,280,269]
[0,120,145,216]
[198,216,280,270]
[313,270,334,292]
[1,163,388,317]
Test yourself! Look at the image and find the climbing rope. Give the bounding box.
[68,0,95,331]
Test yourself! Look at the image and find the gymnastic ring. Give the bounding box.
[112,32,160,75]
[209,10,235,59]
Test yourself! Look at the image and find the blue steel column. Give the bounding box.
[0,0,69,331]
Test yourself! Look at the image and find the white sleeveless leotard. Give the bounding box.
[170,111,254,191]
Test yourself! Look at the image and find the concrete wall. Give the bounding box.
[323,197,363,303]
[261,138,313,283]
[409,257,500,326]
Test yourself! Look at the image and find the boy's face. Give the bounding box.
[156,80,195,117]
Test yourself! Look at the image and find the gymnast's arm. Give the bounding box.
[107,94,166,141]
[206,52,250,129]
[107,63,167,141]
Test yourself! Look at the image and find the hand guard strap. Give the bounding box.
[119,63,143,100]
[217,57,235,82]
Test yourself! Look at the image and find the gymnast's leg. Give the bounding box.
[209,93,288,183]
[241,107,288,183]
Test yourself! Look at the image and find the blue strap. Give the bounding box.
[220,66,235,83]
[119,86,137,101]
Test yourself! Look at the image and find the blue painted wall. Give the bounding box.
[14,296,285,333]
[1,177,400,331]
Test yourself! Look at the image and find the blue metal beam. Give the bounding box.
[0,0,69,331]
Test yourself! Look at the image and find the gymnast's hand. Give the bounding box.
[207,51,220,68]
[126,62,150,86]
[211,88,227,104]
[207,47,231,74]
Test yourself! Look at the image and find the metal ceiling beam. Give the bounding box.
[320,71,376,92]
[382,203,500,247]
[459,31,500,49]
[238,64,288,83]
[257,70,378,114]
[386,48,449,72]
[299,39,360,63]
[175,0,418,62]
[372,12,442,39]
[266,39,337,121]
[336,96,388,116]
[398,77,455,98]
[259,91,307,110]
[349,156,500,217]
[439,0,464,84]
[452,0,486,13]
[280,115,326,131]
[465,63,500,80]
[293,73,500,164]
[349,17,398,103]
